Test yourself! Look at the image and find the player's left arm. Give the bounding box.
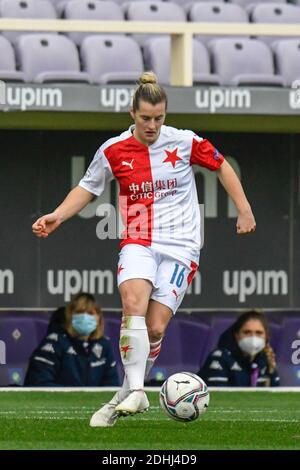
[189,136,255,234]
[217,159,256,235]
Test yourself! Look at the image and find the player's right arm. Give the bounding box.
[32,186,93,238]
[32,144,114,239]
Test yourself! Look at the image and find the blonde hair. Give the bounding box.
[132,71,168,112]
[65,293,104,340]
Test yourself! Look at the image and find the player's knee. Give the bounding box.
[148,325,165,342]
[121,292,144,315]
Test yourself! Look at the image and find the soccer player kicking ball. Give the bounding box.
[32,72,256,427]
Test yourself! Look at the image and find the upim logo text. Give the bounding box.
[47,269,114,301]
[3,86,62,110]
[223,270,288,303]
[0,269,14,294]
[100,88,134,112]
[195,88,251,113]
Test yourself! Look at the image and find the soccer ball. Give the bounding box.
[159,372,209,422]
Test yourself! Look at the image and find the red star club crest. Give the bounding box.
[163,148,182,168]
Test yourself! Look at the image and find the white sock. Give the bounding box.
[119,316,149,391]
[120,337,163,393]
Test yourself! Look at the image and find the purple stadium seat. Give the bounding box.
[143,36,220,85]
[48,0,67,15]
[81,35,144,84]
[125,1,185,20]
[125,1,186,46]
[189,2,249,45]
[116,0,162,2]
[16,34,91,83]
[0,313,50,385]
[231,0,286,7]
[171,0,226,2]
[251,3,300,46]
[273,39,300,87]
[0,0,57,44]
[276,315,300,386]
[166,1,226,14]
[232,0,286,3]
[63,0,124,46]
[0,35,25,82]
[210,38,284,86]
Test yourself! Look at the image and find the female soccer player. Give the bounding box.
[32,72,256,427]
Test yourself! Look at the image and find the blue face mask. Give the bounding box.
[72,313,97,336]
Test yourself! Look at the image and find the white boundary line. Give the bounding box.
[0,387,299,392]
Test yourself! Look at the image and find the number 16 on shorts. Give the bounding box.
[170,264,186,288]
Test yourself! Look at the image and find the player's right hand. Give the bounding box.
[32,212,62,238]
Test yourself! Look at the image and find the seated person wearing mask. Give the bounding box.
[25,293,119,387]
[198,310,280,387]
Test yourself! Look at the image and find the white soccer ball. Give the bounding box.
[159,372,209,422]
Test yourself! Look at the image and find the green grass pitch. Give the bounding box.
[0,391,299,450]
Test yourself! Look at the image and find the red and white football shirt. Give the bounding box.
[79,125,224,263]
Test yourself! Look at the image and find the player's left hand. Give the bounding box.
[236,209,256,235]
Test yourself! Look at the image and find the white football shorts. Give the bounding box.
[117,244,199,314]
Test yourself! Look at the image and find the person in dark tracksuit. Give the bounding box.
[25,293,119,387]
[199,311,280,387]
